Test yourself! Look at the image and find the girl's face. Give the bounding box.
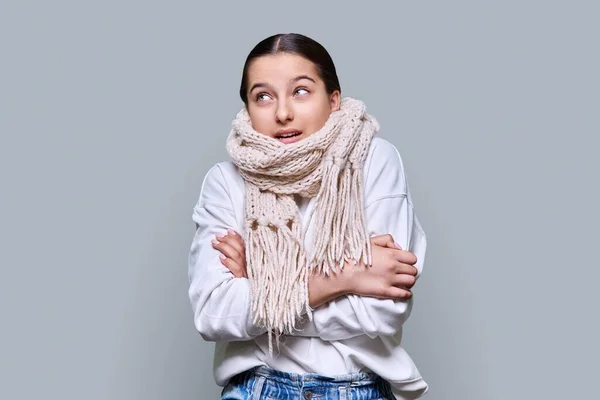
[245,53,340,144]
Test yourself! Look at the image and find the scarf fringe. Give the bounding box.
[246,217,311,355]
[311,162,372,274]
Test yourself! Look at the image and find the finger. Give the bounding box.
[386,248,417,265]
[216,234,246,260]
[219,256,246,278]
[383,286,413,300]
[226,228,242,239]
[389,242,402,250]
[370,234,395,248]
[224,230,245,249]
[225,229,245,247]
[220,256,245,278]
[395,262,418,276]
[397,251,418,266]
[393,272,417,289]
[212,239,243,262]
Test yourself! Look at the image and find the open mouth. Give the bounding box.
[275,131,302,139]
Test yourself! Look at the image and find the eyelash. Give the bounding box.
[256,93,271,102]
[255,88,310,102]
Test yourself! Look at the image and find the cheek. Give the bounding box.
[296,101,330,125]
[303,107,331,132]
[248,109,271,134]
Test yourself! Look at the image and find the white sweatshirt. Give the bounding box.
[188,137,428,399]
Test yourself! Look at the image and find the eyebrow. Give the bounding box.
[249,75,316,94]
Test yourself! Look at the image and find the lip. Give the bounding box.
[275,128,302,137]
[274,129,303,144]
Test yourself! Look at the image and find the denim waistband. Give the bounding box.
[246,365,382,387]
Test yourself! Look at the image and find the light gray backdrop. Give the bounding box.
[1,1,598,399]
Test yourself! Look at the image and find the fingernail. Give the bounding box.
[227,229,237,236]
[394,242,402,250]
[216,234,225,240]
[211,239,219,245]
[219,255,226,261]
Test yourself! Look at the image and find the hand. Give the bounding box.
[212,229,247,278]
[343,234,418,300]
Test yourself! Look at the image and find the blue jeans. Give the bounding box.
[220,366,394,400]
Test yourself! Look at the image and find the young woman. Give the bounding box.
[188,33,428,400]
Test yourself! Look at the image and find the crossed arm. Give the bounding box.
[188,143,426,342]
[188,184,425,342]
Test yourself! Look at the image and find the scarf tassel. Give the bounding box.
[246,218,311,355]
[311,161,372,274]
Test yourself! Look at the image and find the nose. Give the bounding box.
[275,100,293,123]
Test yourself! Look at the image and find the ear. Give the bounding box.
[329,90,341,111]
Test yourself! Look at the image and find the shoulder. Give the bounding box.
[363,137,409,198]
[195,161,243,210]
[368,136,401,158]
[366,137,406,172]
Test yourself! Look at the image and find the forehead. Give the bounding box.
[247,53,320,83]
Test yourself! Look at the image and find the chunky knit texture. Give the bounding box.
[226,97,379,352]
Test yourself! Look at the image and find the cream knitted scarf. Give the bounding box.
[226,97,379,349]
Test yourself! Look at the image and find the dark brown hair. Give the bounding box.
[239,33,341,106]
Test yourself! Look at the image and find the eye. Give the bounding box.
[256,92,271,102]
[294,88,309,96]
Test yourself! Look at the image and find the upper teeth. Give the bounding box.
[280,132,299,138]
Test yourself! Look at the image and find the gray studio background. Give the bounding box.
[1,1,598,399]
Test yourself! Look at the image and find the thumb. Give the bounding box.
[370,234,401,249]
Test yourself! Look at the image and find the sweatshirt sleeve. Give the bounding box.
[187,164,268,342]
[294,139,427,341]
